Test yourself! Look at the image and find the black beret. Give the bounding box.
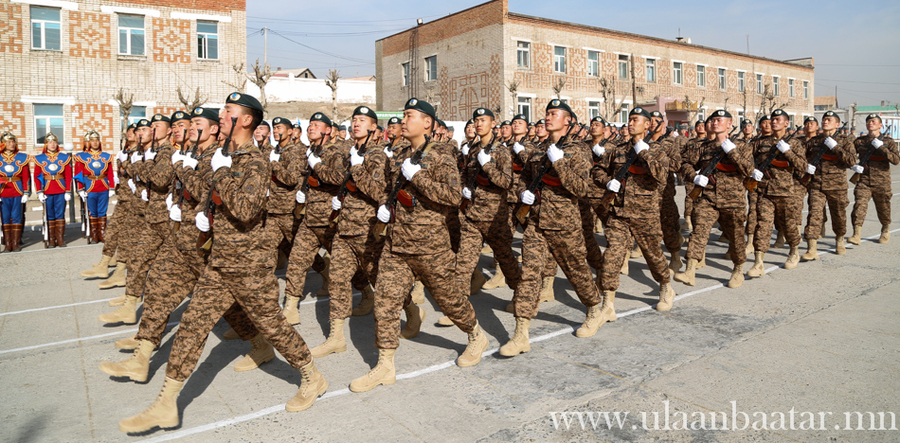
[512,114,528,124]
[377,125,383,131]
[292,123,301,129]
[170,110,190,124]
[331,122,339,128]
[473,107,494,119]
[711,109,732,119]
[388,117,402,125]
[338,125,347,131]
[404,97,436,119]
[695,119,705,126]
[151,114,171,124]
[528,122,535,127]
[500,120,511,127]
[352,106,378,121]
[546,99,575,119]
[741,119,753,126]
[437,119,447,129]
[127,123,137,131]
[446,126,454,132]
[650,110,664,119]
[258,121,270,129]
[465,119,474,126]
[771,109,787,119]
[135,119,152,128]
[865,113,881,122]
[758,115,771,123]
[191,107,220,123]
[536,119,545,125]
[226,92,263,113]
[272,117,293,128]
[629,107,651,120]
[822,111,840,121]
[590,116,606,125]
[803,116,818,124]
[310,112,332,127]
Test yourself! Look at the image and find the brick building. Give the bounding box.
[376,0,814,128]
[0,0,246,153]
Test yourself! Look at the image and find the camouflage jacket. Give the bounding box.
[461,135,512,222]
[138,141,176,225]
[804,133,856,191]
[750,135,807,197]
[337,138,388,237]
[852,134,899,190]
[305,139,350,227]
[266,141,305,214]
[173,145,216,255]
[522,138,592,229]
[592,138,669,219]
[681,138,753,209]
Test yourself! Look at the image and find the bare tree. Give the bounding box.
[325,69,341,122]
[223,62,247,92]
[112,88,134,147]
[176,86,207,111]
[598,77,626,122]
[684,95,706,125]
[551,77,567,99]
[248,59,273,116]
[506,79,520,118]
[756,82,788,118]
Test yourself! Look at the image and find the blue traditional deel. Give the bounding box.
[74,150,114,193]
[0,150,31,197]
[33,150,71,195]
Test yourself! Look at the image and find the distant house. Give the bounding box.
[272,68,317,79]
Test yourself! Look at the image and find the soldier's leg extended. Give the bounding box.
[749,194,775,277]
[283,224,330,323]
[310,234,365,358]
[849,182,872,244]
[774,196,802,268]
[802,188,826,261]
[501,223,546,356]
[661,186,684,273]
[99,216,163,325]
[873,186,893,243]
[630,215,675,310]
[677,199,717,287]
[720,207,747,288]
[482,217,522,290]
[579,199,604,271]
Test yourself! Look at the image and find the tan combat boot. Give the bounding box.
[801,239,819,261]
[539,276,555,303]
[630,244,643,258]
[285,361,328,412]
[820,222,827,238]
[282,295,302,325]
[410,280,426,305]
[436,313,454,326]
[656,283,676,311]
[773,231,786,249]
[879,225,890,244]
[98,263,127,289]
[784,246,800,270]
[222,328,241,340]
[352,285,375,316]
[315,256,331,297]
[456,322,488,367]
[234,333,276,372]
[668,251,683,276]
[620,257,629,275]
[349,348,396,392]
[696,251,707,269]
[108,293,127,307]
[81,254,113,279]
[100,339,154,382]
[98,295,139,324]
[575,304,603,337]
[400,305,425,339]
[118,377,184,433]
[499,317,531,356]
[115,335,139,350]
[745,234,754,255]
[600,291,618,322]
[747,252,766,277]
[727,264,744,288]
[682,218,692,231]
[310,319,347,359]
[482,270,507,290]
[673,258,697,286]
[848,225,863,245]
[835,236,846,255]
[470,270,487,295]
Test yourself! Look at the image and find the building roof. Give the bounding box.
[272,68,316,79]
[815,96,837,107]
[855,105,900,113]
[343,75,377,82]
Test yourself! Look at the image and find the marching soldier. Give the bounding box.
[581,115,612,273]
[649,111,685,275]
[681,119,706,231]
[848,114,899,244]
[253,120,272,150]
[291,123,303,145]
[745,115,773,254]
[0,132,30,252]
[32,132,72,247]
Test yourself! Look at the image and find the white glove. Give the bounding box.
[130,152,142,163]
[165,193,174,210]
[547,144,564,163]
[295,190,306,204]
[520,190,535,205]
[211,148,232,172]
[170,152,183,165]
[871,138,884,149]
[377,204,391,223]
[776,140,791,153]
[21,195,29,203]
[752,169,764,181]
[513,142,525,154]
[269,150,280,162]
[66,193,73,201]
[128,179,137,194]
[350,148,364,167]
[195,211,210,232]
[851,165,864,174]
[402,158,421,181]
[824,137,838,150]
[633,139,649,155]
[806,164,816,175]
[383,147,394,158]
[38,192,47,203]
[606,179,621,193]
[169,205,182,222]
[140,189,148,202]
[462,187,472,200]
[331,196,342,211]
[721,139,736,154]
[461,144,470,156]
[693,174,709,187]
[117,151,128,162]
[477,148,491,166]
[107,190,114,198]
[144,149,157,161]
[308,153,322,169]
[181,156,198,170]
[79,190,88,200]
[592,143,605,157]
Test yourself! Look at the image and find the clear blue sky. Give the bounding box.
[246,0,900,108]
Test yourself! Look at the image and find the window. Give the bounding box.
[516,41,530,69]
[697,108,706,122]
[517,97,532,121]
[123,106,146,131]
[718,68,726,90]
[197,21,218,60]
[645,59,656,83]
[738,71,745,92]
[401,62,409,86]
[696,65,705,87]
[756,74,763,94]
[788,114,795,127]
[789,78,795,97]
[618,54,629,79]
[587,51,599,77]
[118,14,145,56]
[425,55,437,82]
[34,104,64,145]
[619,104,629,123]
[773,76,780,96]
[31,6,61,51]
[803,80,809,99]
[673,62,683,85]
[588,101,601,119]
[738,110,745,120]
[553,46,566,73]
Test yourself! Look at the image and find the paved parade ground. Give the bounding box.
[1,175,898,443]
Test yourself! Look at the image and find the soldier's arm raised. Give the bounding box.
[554,144,590,198]
[409,151,462,206]
[480,146,513,190]
[214,157,268,223]
[352,150,387,203]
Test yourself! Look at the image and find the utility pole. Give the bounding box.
[262,27,268,66]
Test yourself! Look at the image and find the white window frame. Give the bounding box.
[696,64,706,87]
[517,96,532,122]
[737,71,745,92]
[117,13,145,56]
[718,67,726,90]
[619,101,632,123]
[553,46,566,73]
[803,80,809,99]
[673,61,683,85]
[617,54,629,80]
[516,41,530,69]
[424,55,437,82]
[772,76,780,96]
[401,62,410,86]
[587,50,599,77]
[197,20,218,60]
[34,103,65,145]
[756,73,764,94]
[788,78,795,98]
[645,58,656,83]
[588,100,601,119]
[30,5,61,51]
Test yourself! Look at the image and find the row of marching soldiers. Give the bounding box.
[69,91,896,435]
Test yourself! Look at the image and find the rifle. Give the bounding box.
[599,120,662,210]
[42,197,49,248]
[800,122,847,186]
[330,129,374,223]
[513,122,579,226]
[197,117,236,255]
[81,190,90,241]
[173,128,189,205]
[175,129,201,211]
[743,125,801,192]
[459,133,498,213]
[374,135,432,236]
[688,126,740,201]
[293,137,325,220]
[850,125,893,184]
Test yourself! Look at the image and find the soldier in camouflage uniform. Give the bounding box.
[649,111,685,275]
[119,93,327,435]
[681,119,706,231]
[580,116,610,273]
[745,115,772,254]
[849,114,899,244]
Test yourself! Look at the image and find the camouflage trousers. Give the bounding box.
[601,214,671,292]
[687,198,747,265]
[509,203,559,278]
[125,218,169,298]
[579,198,605,271]
[754,194,802,252]
[270,212,300,259]
[660,181,682,253]
[447,209,461,253]
[457,215,521,290]
[374,242,476,349]
[745,191,758,235]
[851,179,893,228]
[135,238,257,346]
[284,223,336,298]
[512,224,600,319]
[102,203,126,258]
[684,183,696,223]
[329,228,385,320]
[166,266,311,381]
[805,187,848,239]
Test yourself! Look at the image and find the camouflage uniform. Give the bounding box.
[267,141,305,258]
[577,138,608,271]
[850,135,899,228]
[750,135,807,252]
[803,133,856,239]
[121,150,165,300]
[658,136,683,253]
[681,137,701,224]
[515,139,563,276]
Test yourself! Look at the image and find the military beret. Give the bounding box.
[272,117,293,128]
[135,119,152,128]
[226,91,263,113]
[404,97,436,119]
[151,114,171,124]
[500,120,511,127]
[650,110,664,119]
[352,106,378,122]
[546,99,575,119]
[171,110,190,124]
[741,119,753,126]
[191,107,220,123]
[536,119,545,125]
[590,116,606,125]
[528,122,535,127]
[771,109,787,119]
[310,112,332,127]
[865,114,881,122]
[45,132,58,143]
[377,125,384,131]
[465,119,475,127]
[822,111,840,122]
[629,107,651,120]
[803,116,818,124]
[331,122,339,128]
[126,123,137,131]
[758,115,771,123]
[473,107,494,119]
[493,125,500,129]
[711,109,732,119]
[338,125,347,131]
[512,114,528,124]
[388,117,402,125]
[83,130,100,141]
[1,132,16,142]
[258,121,270,129]
[292,123,301,129]
[695,119,705,126]
[447,126,455,132]
[437,120,447,129]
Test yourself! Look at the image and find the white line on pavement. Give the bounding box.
[0,298,116,317]
[0,322,178,356]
